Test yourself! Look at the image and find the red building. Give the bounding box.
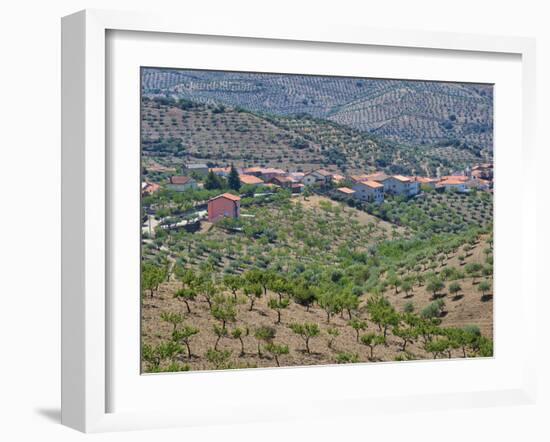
[207,193,241,223]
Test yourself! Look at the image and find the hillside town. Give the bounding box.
[142,162,493,229]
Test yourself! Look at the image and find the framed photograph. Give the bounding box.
[61,9,537,433]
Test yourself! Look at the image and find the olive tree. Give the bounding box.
[254,325,276,357]
[348,318,368,342]
[289,322,320,354]
[172,325,199,358]
[264,343,289,367]
[268,297,290,324]
[360,333,386,360]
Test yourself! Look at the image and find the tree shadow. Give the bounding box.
[452,294,464,301]
[481,294,493,302]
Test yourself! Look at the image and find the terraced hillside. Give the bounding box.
[142,68,493,153]
[141,192,493,372]
[141,97,486,176]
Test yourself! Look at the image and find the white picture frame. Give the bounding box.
[61,9,537,433]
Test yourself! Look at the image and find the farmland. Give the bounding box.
[141,190,493,372]
[142,96,488,177]
[140,68,493,373]
[142,68,493,154]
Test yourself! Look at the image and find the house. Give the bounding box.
[437,178,468,193]
[184,163,209,176]
[303,169,332,186]
[258,168,286,181]
[413,176,439,189]
[269,176,303,193]
[239,174,264,186]
[465,178,491,191]
[141,181,161,196]
[377,175,419,196]
[354,173,418,197]
[242,166,263,177]
[209,167,232,177]
[166,176,198,192]
[207,193,241,222]
[351,180,384,203]
[331,174,346,185]
[336,187,356,197]
[270,176,294,188]
[288,172,305,182]
[471,163,493,180]
[290,183,305,194]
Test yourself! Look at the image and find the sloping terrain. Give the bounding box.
[141,97,486,176]
[142,68,493,152]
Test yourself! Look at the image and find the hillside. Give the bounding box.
[142,68,493,154]
[141,97,487,176]
[141,193,493,372]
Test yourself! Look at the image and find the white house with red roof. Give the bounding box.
[303,169,332,187]
[166,176,198,192]
[351,180,384,203]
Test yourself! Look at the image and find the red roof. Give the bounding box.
[337,187,356,194]
[239,174,264,185]
[393,175,411,183]
[438,179,466,186]
[209,193,241,202]
[169,176,194,185]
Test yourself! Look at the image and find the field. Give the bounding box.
[142,97,489,177]
[140,68,493,374]
[142,69,493,153]
[141,191,493,372]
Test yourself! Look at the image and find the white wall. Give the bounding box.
[0,1,548,441]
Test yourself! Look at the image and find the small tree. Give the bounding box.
[289,322,320,353]
[403,301,415,313]
[360,333,386,360]
[426,277,445,299]
[213,324,228,351]
[465,262,483,284]
[448,282,462,300]
[211,295,237,329]
[393,325,418,352]
[160,311,183,333]
[326,327,340,350]
[243,283,262,311]
[174,287,197,313]
[223,274,242,300]
[231,327,248,357]
[425,338,450,359]
[142,263,166,297]
[367,295,399,339]
[348,318,368,342]
[172,325,199,358]
[335,352,359,364]
[254,325,276,357]
[292,283,316,312]
[316,290,341,323]
[477,280,491,299]
[268,297,290,324]
[421,299,446,319]
[401,280,413,297]
[264,343,289,367]
[206,348,232,370]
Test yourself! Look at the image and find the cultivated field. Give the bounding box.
[141,192,493,372]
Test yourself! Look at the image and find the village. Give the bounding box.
[141,162,493,231]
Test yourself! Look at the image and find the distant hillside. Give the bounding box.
[141,97,488,176]
[142,68,493,154]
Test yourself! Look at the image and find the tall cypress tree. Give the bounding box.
[228,164,241,191]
